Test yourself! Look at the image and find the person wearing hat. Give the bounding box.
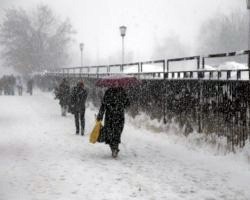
[70,80,88,135]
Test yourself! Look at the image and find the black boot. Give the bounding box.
[110,144,119,158]
[111,149,119,158]
[81,129,84,136]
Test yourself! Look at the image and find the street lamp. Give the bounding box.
[247,0,250,49]
[79,43,84,67]
[119,26,127,71]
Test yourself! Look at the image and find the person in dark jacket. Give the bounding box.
[27,78,33,95]
[97,87,130,158]
[71,80,88,135]
[56,78,71,116]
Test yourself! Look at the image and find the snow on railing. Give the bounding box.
[45,50,250,81]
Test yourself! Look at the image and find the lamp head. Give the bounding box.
[119,26,127,37]
[80,43,84,51]
[247,0,250,9]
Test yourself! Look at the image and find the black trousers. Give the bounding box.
[74,110,85,134]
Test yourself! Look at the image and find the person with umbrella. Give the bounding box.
[96,75,139,158]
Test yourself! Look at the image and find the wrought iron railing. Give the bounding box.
[45,50,250,81]
[41,50,250,150]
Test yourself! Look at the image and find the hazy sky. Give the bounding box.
[0,0,246,66]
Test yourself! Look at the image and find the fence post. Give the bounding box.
[197,56,200,70]
[248,51,250,80]
[163,61,167,124]
[202,57,205,69]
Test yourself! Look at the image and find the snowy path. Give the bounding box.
[0,91,250,200]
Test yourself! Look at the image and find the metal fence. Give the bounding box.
[42,50,250,150]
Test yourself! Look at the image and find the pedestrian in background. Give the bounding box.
[27,78,33,95]
[16,76,23,96]
[56,78,71,116]
[71,80,88,135]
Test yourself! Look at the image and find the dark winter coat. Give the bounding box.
[70,85,88,113]
[97,87,130,145]
[27,79,33,91]
[57,81,71,106]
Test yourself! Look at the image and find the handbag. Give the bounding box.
[89,120,102,144]
[97,126,106,143]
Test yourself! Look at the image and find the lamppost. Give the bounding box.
[119,26,127,71]
[79,43,84,67]
[247,0,250,49]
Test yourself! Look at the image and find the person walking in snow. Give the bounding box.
[56,78,71,116]
[27,78,33,95]
[97,87,130,158]
[70,80,88,135]
[16,76,23,96]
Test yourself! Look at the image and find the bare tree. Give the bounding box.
[198,11,248,54]
[0,5,75,74]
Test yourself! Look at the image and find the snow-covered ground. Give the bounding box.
[0,90,250,200]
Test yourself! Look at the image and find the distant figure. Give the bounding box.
[27,78,33,95]
[97,87,130,158]
[9,75,16,95]
[2,75,15,95]
[0,77,3,95]
[2,76,9,95]
[70,80,88,135]
[16,76,23,96]
[56,78,71,116]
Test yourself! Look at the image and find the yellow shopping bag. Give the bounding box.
[89,120,102,144]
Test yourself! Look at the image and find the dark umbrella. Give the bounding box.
[96,74,141,88]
